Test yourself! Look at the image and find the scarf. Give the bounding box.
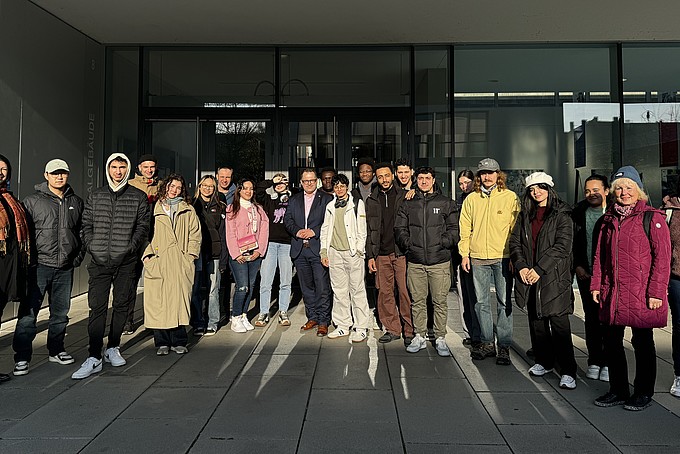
[614,202,635,219]
[164,196,183,206]
[241,199,259,234]
[0,188,30,263]
[481,184,497,196]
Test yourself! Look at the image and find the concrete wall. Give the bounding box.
[0,0,104,320]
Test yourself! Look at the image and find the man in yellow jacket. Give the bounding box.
[458,158,520,366]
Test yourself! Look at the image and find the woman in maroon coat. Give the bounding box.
[590,166,671,411]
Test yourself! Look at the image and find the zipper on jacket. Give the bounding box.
[613,220,620,325]
[57,197,64,266]
[422,195,428,264]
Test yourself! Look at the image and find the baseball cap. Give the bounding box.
[45,159,70,174]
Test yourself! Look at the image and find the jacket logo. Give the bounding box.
[69,206,75,210]
[433,208,440,214]
[497,210,503,215]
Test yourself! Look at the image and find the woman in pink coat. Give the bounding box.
[226,178,269,334]
[590,166,671,411]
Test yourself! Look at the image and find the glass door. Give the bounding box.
[146,120,199,192]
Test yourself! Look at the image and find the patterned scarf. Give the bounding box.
[0,188,30,263]
[613,202,635,219]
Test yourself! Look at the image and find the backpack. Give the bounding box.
[642,209,672,243]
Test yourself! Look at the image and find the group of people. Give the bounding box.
[0,151,678,413]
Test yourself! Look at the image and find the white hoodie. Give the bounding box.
[105,153,132,193]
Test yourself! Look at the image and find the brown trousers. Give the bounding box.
[376,254,414,337]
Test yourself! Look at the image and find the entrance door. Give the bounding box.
[285,114,408,187]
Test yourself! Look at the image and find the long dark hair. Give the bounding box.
[230,178,260,219]
[157,174,189,202]
[522,183,560,220]
[458,169,474,181]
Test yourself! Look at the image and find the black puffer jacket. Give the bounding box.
[23,182,84,269]
[193,196,228,265]
[394,189,458,266]
[82,184,150,267]
[365,184,406,259]
[509,200,574,318]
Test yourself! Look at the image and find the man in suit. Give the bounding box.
[284,168,334,336]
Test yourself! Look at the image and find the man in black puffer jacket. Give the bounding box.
[72,153,149,380]
[12,159,84,377]
[395,166,458,356]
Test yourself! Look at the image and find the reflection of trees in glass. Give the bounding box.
[215,122,266,181]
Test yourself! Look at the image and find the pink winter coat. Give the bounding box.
[590,200,671,328]
[226,203,269,260]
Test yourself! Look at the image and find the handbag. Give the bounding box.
[237,233,258,254]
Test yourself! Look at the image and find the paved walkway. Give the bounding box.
[0,290,679,453]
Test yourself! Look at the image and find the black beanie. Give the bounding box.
[138,154,157,165]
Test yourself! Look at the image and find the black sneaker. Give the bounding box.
[594,392,627,407]
[379,332,401,343]
[496,347,511,365]
[403,336,414,347]
[193,327,205,337]
[462,338,472,346]
[623,394,653,411]
[471,342,497,360]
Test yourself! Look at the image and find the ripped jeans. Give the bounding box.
[229,256,262,317]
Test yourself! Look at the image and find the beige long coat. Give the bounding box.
[143,200,201,329]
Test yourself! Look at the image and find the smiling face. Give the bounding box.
[45,171,69,192]
[217,168,233,191]
[138,160,156,179]
[417,172,435,193]
[358,164,374,184]
[613,178,640,206]
[334,181,348,199]
[166,179,183,199]
[0,160,8,188]
[300,171,318,195]
[239,181,254,202]
[108,160,128,184]
[199,178,216,201]
[529,184,549,207]
[584,179,609,208]
[375,167,394,190]
[396,165,413,187]
[320,170,335,191]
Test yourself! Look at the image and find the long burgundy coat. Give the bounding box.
[590,200,671,328]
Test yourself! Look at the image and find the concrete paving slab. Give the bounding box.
[478,391,587,425]
[0,438,91,453]
[0,383,70,420]
[312,344,391,390]
[619,445,680,453]
[252,327,321,356]
[386,354,465,379]
[499,424,619,453]
[0,376,156,438]
[119,387,226,420]
[189,437,299,453]
[199,375,311,441]
[406,443,512,453]
[392,377,504,445]
[81,417,204,454]
[297,420,402,453]
[241,354,317,376]
[305,389,397,423]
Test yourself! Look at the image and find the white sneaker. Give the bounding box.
[671,376,680,397]
[559,375,577,389]
[13,361,29,376]
[350,328,368,343]
[586,365,601,380]
[528,364,553,377]
[157,346,170,356]
[49,352,75,365]
[231,316,247,333]
[435,337,450,357]
[327,328,349,339]
[242,314,255,331]
[406,334,427,353]
[104,347,126,367]
[71,357,103,379]
[599,366,610,382]
[171,346,188,354]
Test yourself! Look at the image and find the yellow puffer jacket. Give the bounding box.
[458,188,520,260]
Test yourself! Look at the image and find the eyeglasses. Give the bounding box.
[301,179,317,184]
[200,184,215,189]
[334,184,347,189]
[359,170,373,175]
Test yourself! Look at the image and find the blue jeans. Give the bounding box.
[669,277,680,376]
[471,258,513,348]
[229,256,262,317]
[259,242,293,314]
[191,255,221,330]
[13,265,74,362]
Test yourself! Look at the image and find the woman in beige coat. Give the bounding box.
[142,174,201,355]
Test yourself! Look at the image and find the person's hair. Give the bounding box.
[299,167,317,179]
[194,175,222,205]
[610,177,649,202]
[357,157,375,171]
[585,174,609,190]
[110,155,128,165]
[0,154,12,182]
[394,158,412,169]
[458,169,475,181]
[415,166,435,179]
[157,174,188,202]
[473,171,508,192]
[216,165,234,174]
[375,162,394,174]
[320,167,336,176]
[522,183,560,220]
[331,174,350,187]
[230,178,260,218]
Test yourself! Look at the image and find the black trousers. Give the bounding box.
[577,277,607,367]
[605,325,656,398]
[125,260,144,328]
[528,292,577,377]
[86,260,138,359]
[154,326,188,347]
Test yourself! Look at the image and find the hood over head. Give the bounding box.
[105,153,132,192]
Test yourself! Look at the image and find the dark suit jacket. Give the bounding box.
[284,190,334,259]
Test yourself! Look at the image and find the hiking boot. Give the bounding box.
[471,342,496,360]
[496,347,511,365]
